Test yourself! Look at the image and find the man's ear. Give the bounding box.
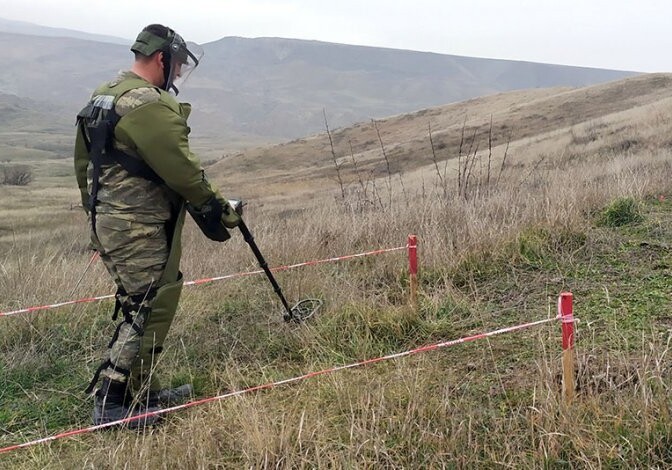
[155,51,165,69]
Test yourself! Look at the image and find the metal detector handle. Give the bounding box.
[237,219,294,322]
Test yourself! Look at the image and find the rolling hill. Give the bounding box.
[206,73,672,206]
[0,17,638,147]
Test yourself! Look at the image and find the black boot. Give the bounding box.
[93,378,162,429]
[151,383,194,407]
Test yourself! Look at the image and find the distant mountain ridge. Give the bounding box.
[193,37,637,138]
[0,17,639,146]
[0,17,129,44]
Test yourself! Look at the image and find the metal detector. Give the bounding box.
[232,204,321,322]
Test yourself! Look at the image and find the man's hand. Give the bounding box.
[222,199,244,228]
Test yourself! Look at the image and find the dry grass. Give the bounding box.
[1,74,671,468]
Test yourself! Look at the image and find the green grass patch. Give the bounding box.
[598,197,644,227]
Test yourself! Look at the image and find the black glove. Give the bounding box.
[186,196,230,242]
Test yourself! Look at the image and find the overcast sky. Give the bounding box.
[1,0,669,73]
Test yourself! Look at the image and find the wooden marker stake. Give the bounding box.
[559,292,575,403]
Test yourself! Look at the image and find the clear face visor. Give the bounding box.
[166,39,204,96]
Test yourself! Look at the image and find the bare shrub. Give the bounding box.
[1,164,33,186]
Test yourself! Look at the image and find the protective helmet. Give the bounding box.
[131,25,204,95]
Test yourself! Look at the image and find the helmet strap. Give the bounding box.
[160,51,172,91]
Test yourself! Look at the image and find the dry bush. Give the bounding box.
[1,164,33,186]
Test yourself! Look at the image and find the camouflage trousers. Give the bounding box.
[90,212,184,392]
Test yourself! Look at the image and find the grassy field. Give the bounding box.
[0,74,671,468]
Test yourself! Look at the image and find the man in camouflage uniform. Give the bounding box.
[74,24,240,426]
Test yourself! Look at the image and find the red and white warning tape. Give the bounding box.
[185,245,407,286]
[0,314,565,455]
[0,246,406,318]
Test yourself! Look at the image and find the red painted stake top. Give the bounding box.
[408,235,418,275]
[559,292,574,350]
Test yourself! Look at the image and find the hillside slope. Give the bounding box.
[208,73,672,204]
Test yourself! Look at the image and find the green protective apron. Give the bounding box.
[130,202,186,392]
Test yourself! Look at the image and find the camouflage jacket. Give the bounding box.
[74,71,223,223]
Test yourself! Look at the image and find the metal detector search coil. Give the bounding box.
[286,299,322,323]
[238,219,321,323]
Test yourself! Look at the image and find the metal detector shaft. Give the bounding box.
[238,220,294,321]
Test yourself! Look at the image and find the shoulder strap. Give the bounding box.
[106,77,159,97]
[79,76,166,233]
[95,77,165,184]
